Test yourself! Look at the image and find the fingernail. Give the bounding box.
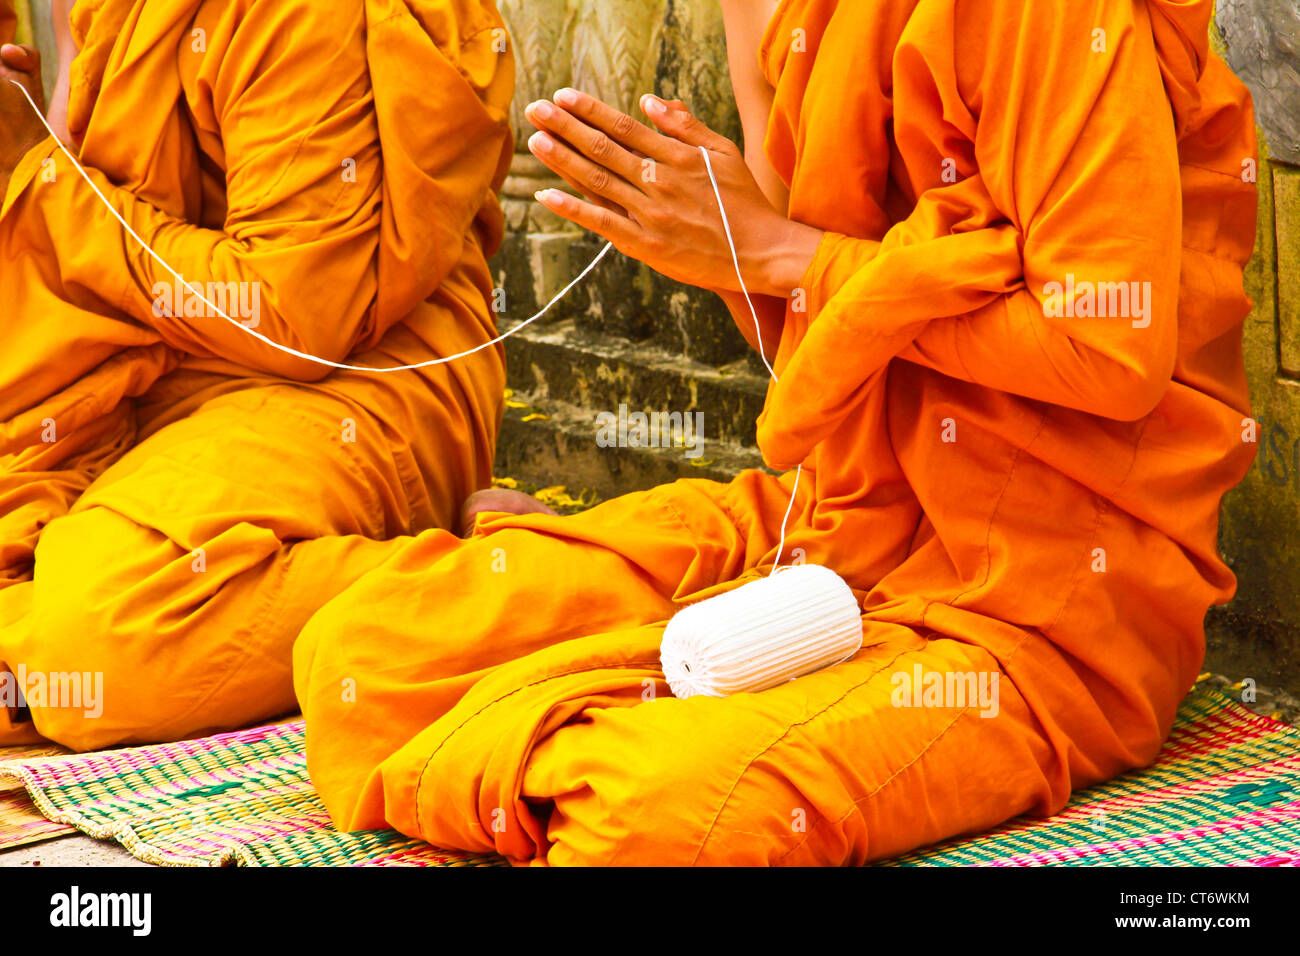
[529,131,553,153]
[528,100,553,120]
[642,95,666,117]
[554,88,579,107]
[534,189,554,203]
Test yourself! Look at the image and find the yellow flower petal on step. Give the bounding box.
[521,413,550,422]
[689,458,715,467]
[491,476,519,489]
[505,400,530,409]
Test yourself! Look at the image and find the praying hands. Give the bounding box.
[524,88,822,301]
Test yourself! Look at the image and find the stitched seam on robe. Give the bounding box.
[923,408,1049,620]
[766,632,1037,864]
[1040,407,1153,639]
[691,640,924,864]
[275,391,390,534]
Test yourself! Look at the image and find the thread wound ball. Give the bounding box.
[659,564,864,699]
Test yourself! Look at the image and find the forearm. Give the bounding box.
[719,0,786,209]
[716,0,820,295]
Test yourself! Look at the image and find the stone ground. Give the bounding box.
[2,838,148,867]
[1,673,1295,868]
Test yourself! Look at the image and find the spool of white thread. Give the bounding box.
[659,564,864,699]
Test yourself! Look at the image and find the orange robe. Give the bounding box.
[297,0,1255,865]
[0,0,513,748]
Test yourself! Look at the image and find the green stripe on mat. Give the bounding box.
[0,684,1295,866]
[884,687,1300,866]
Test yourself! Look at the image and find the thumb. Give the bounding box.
[1,43,40,74]
[640,94,734,153]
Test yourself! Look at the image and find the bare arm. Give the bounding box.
[714,0,789,358]
[720,0,786,210]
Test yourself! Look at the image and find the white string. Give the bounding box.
[769,462,802,575]
[699,147,777,382]
[697,146,802,576]
[3,75,613,373]
[7,73,803,572]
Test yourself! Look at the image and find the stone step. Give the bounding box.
[499,317,769,448]
[494,388,765,502]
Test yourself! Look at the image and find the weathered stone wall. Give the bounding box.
[494,0,749,366]
[1219,1,1300,164]
[489,0,769,503]
[1211,2,1300,689]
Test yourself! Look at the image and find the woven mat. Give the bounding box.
[0,722,499,867]
[0,685,1295,866]
[887,684,1300,866]
[0,791,76,850]
[0,744,77,850]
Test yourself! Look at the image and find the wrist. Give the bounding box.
[753,217,823,299]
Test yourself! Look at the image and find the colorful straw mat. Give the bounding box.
[887,684,1300,866]
[0,684,1295,866]
[0,744,77,850]
[0,722,500,867]
[0,790,76,851]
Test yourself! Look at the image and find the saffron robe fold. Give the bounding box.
[0,0,513,746]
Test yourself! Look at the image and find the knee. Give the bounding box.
[536,705,815,867]
[32,506,170,641]
[24,508,219,749]
[542,756,712,866]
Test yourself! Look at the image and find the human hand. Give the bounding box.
[1,42,48,189]
[524,89,821,299]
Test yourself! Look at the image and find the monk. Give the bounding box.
[0,0,524,749]
[293,0,1260,866]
